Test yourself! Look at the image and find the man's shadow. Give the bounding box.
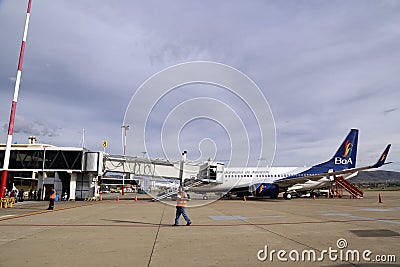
[101,219,171,226]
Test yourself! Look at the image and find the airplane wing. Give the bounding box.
[274,144,392,188]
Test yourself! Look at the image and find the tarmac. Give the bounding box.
[0,191,398,267]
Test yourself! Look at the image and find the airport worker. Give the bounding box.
[37,188,42,200]
[13,190,18,203]
[18,189,24,202]
[173,186,192,226]
[47,187,56,210]
[10,190,15,203]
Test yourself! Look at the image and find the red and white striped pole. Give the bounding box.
[0,0,33,198]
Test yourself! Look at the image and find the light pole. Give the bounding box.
[179,151,187,187]
[121,125,130,195]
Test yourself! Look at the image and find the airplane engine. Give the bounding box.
[254,183,279,199]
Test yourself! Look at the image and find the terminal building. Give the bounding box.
[0,139,102,200]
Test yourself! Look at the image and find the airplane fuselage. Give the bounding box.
[195,166,355,193]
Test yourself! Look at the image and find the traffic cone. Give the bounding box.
[99,194,103,201]
[116,195,119,202]
[243,196,246,202]
[378,194,382,203]
[134,195,138,202]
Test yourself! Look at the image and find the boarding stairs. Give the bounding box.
[151,180,203,202]
[334,176,364,198]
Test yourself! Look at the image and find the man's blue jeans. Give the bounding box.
[175,206,191,225]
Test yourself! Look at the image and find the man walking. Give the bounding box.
[173,186,191,226]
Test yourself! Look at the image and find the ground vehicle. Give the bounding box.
[312,189,329,198]
[101,187,110,194]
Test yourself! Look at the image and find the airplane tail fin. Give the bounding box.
[314,129,358,170]
[373,144,391,168]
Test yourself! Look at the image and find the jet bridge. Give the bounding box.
[104,154,199,180]
[198,161,224,184]
[102,154,224,183]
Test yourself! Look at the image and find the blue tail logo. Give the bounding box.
[373,144,391,168]
[334,138,355,165]
[342,140,353,157]
[315,129,358,170]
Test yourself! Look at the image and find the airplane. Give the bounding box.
[190,129,391,200]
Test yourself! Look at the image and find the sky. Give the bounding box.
[0,0,399,171]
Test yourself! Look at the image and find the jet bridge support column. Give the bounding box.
[69,172,77,200]
[37,172,45,200]
[31,171,36,191]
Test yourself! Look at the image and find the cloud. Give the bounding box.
[3,115,60,140]
[383,108,398,115]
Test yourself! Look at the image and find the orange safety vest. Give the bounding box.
[50,191,56,200]
[176,192,187,207]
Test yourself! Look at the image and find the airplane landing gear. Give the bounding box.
[283,192,292,200]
